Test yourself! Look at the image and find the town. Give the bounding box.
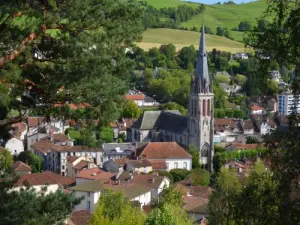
[0,1,299,225]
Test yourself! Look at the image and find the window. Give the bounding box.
[87,192,91,198]
[202,99,206,116]
[174,162,178,169]
[207,99,210,116]
[183,162,187,169]
[87,201,91,210]
[62,165,65,170]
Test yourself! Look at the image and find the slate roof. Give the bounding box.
[131,110,183,131]
[137,142,192,159]
[102,160,120,173]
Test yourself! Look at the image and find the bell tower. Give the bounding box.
[187,25,214,172]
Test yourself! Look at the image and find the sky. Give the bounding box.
[183,0,256,4]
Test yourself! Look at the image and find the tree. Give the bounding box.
[123,100,141,119]
[160,102,187,115]
[0,148,13,173]
[189,168,210,186]
[246,136,260,144]
[234,74,247,86]
[17,151,43,173]
[188,145,200,169]
[99,126,114,143]
[146,203,194,225]
[0,0,144,137]
[0,179,81,225]
[169,169,190,182]
[89,190,146,225]
[176,45,197,70]
[238,21,252,31]
[154,186,183,208]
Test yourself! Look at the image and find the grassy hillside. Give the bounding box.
[143,0,267,42]
[139,28,250,53]
[181,1,267,41]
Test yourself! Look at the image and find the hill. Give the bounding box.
[143,0,267,42]
[139,28,249,53]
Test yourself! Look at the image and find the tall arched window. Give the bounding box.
[202,99,206,116]
[207,99,210,116]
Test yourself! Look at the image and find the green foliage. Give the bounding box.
[214,145,226,153]
[0,0,144,135]
[213,148,267,173]
[238,21,252,31]
[123,100,141,119]
[0,149,13,173]
[169,169,190,183]
[149,170,174,183]
[188,145,200,169]
[160,102,187,115]
[215,74,230,84]
[17,151,43,173]
[153,187,183,208]
[189,168,210,186]
[118,133,126,143]
[234,74,247,86]
[213,83,228,109]
[214,108,244,118]
[0,179,81,225]
[89,190,146,225]
[216,167,242,195]
[99,127,114,143]
[146,203,194,225]
[246,136,260,144]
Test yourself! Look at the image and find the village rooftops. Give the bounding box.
[12,161,32,173]
[69,179,153,200]
[27,117,45,127]
[69,210,91,225]
[148,160,167,170]
[52,133,71,142]
[225,143,262,151]
[77,167,115,180]
[125,94,145,101]
[14,171,75,187]
[31,140,103,154]
[136,142,192,159]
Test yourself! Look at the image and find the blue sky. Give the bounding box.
[183,0,256,4]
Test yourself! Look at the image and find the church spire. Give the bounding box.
[193,25,211,94]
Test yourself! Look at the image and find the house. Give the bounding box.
[250,115,277,135]
[67,156,97,178]
[52,133,73,146]
[242,120,254,135]
[277,91,300,115]
[5,137,24,156]
[12,161,32,175]
[102,159,122,173]
[251,105,265,115]
[12,171,75,194]
[115,158,153,173]
[125,90,159,107]
[31,140,103,176]
[214,118,243,143]
[110,118,136,140]
[76,167,116,184]
[125,93,145,107]
[234,52,248,59]
[267,97,277,113]
[102,143,138,162]
[11,122,27,141]
[174,180,213,223]
[69,172,169,213]
[225,143,261,151]
[27,117,46,135]
[67,210,91,225]
[69,179,153,213]
[135,142,192,171]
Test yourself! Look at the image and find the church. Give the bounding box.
[130,26,214,171]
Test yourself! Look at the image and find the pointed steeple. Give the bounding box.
[193,25,211,94]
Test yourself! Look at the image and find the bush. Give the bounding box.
[170,169,190,182]
[189,168,210,186]
[149,170,174,183]
[17,151,43,173]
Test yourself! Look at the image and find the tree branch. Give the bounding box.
[0,108,29,127]
[0,32,37,68]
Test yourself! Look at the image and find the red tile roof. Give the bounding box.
[12,122,27,139]
[74,160,89,170]
[137,142,192,159]
[31,140,103,153]
[148,160,167,170]
[67,156,79,163]
[15,171,75,187]
[54,103,91,110]
[125,94,144,101]
[251,105,264,111]
[53,133,70,142]
[12,161,32,172]
[77,167,115,180]
[27,117,45,127]
[69,210,91,225]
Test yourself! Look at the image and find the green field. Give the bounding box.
[143,0,268,42]
[139,28,250,53]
